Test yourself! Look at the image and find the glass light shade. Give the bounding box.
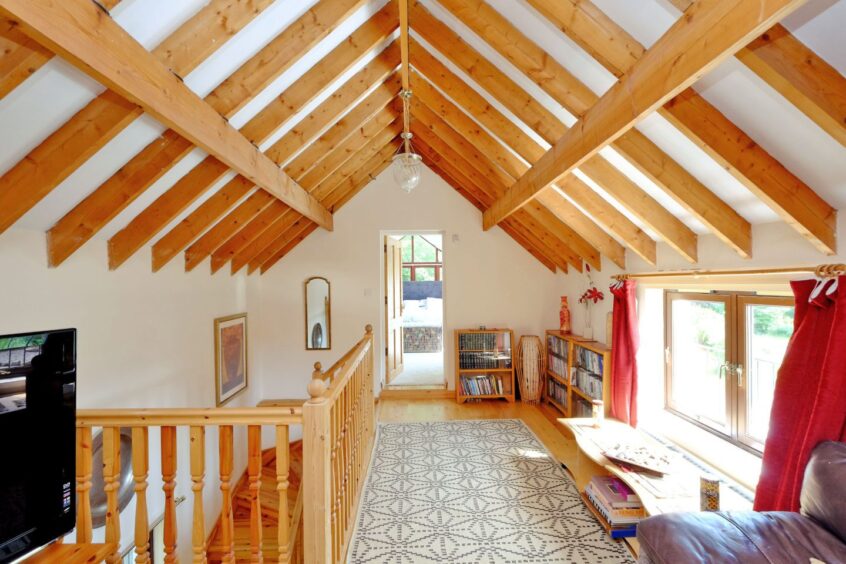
[392,152,423,193]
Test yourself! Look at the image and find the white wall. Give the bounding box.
[0,228,258,561]
[251,166,568,399]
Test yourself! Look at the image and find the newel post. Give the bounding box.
[303,362,332,564]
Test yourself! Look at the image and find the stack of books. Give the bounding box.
[460,374,505,396]
[584,476,645,538]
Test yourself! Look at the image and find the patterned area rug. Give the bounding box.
[349,419,635,563]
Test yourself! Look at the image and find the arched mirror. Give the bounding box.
[305,277,331,350]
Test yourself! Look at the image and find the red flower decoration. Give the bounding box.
[579,287,605,304]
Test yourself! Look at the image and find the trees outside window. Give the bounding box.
[400,235,442,281]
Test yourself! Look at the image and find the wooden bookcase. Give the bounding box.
[455,329,515,404]
[544,331,612,417]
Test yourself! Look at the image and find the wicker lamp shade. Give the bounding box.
[515,335,545,404]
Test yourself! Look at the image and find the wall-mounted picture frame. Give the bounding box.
[214,313,248,406]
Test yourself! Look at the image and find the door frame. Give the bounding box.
[379,230,448,389]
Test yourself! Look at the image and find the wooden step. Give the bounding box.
[206,440,303,563]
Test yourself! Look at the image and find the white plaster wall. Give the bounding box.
[251,166,568,400]
[0,228,257,561]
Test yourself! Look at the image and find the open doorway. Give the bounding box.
[384,232,445,389]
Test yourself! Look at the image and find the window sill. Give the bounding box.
[643,410,762,493]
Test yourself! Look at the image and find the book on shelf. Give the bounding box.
[460,374,505,396]
[548,354,567,378]
[585,483,644,526]
[571,367,603,399]
[572,397,593,417]
[546,334,569,359]
[589,476,642,509]
[574,345,604,375]
[546,377,567,409]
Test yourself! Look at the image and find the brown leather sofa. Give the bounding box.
[636,441,846,564]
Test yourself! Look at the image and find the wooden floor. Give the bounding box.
[377,397,589,484]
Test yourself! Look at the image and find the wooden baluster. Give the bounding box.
[161,426,178,563]
[190,426,206,564]
[247,425,263,563]
[102,427,121,563]
[219,425,236,564]
[75,427,93,543]
[303,364,332,564]
[132,427,150,564]
[275,426,290,564]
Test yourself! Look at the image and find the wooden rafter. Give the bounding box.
[2,3,334,255]
[526,0,836,255]
[409,42,657,265]
[156,70,401,272]
[481,0,807,232]
[103,8,398,270]
[411,70,623,269]
[410,5,697,263]
[228,115,402,275]
[258,141,400,274]
[222,118,403,274]
[0,17,52,98]
[437,0,750,258]
[410,115,581,272]
[410,95,598,271]
[413,136,561,273]
[0,0,273,237]
[668,0,846,148]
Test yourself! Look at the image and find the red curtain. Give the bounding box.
[610,280,638,427]
[754,277,846,511]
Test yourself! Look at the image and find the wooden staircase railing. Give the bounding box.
[75,407,302,563]
[74,325,376,563]
[303,325,376,563]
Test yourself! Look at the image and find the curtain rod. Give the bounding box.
[612,264,846,281]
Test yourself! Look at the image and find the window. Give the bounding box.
[399,235,443,281]
[665,291,793,452]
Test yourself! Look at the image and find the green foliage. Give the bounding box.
[0,334,45,351]
[402,267,411,282]
[413,236,437,262]
[400,236,412,263]
[415,267,436,281]
[752,305,794,338]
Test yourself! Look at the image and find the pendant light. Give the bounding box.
[392,0,422,193]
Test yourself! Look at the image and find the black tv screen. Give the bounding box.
[0,329,76,563]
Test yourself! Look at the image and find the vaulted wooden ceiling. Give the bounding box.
[0,0,843,275]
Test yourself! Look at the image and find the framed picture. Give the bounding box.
[214,313,248,406]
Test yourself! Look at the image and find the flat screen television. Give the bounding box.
[0,329,76,563]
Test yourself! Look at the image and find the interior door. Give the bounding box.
[385,236,404,382]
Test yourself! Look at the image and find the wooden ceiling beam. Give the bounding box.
[0,17,52,98]
[412,70,619,269]
[533,190,625,269]
[410,99,596,270]
[411,46,654,265]
[527,0,836,255]
[439,0,749,258]
[229,116,402,274]
[0,0,273,237]
[410,7,697,263]
[481,0,805,231]
[257,141,399,274]
[411,120,580,271]
[555,175,657,265]
[157,70,401,272]
[206,0,370,118]
[667,0,846,148]
[224,119,402,275]
[101,16,398,270]
[411,138,561,273]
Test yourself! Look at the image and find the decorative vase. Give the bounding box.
[559,296,571,333]
[583,302,594,340]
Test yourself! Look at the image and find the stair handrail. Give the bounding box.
[303,324,376,564]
